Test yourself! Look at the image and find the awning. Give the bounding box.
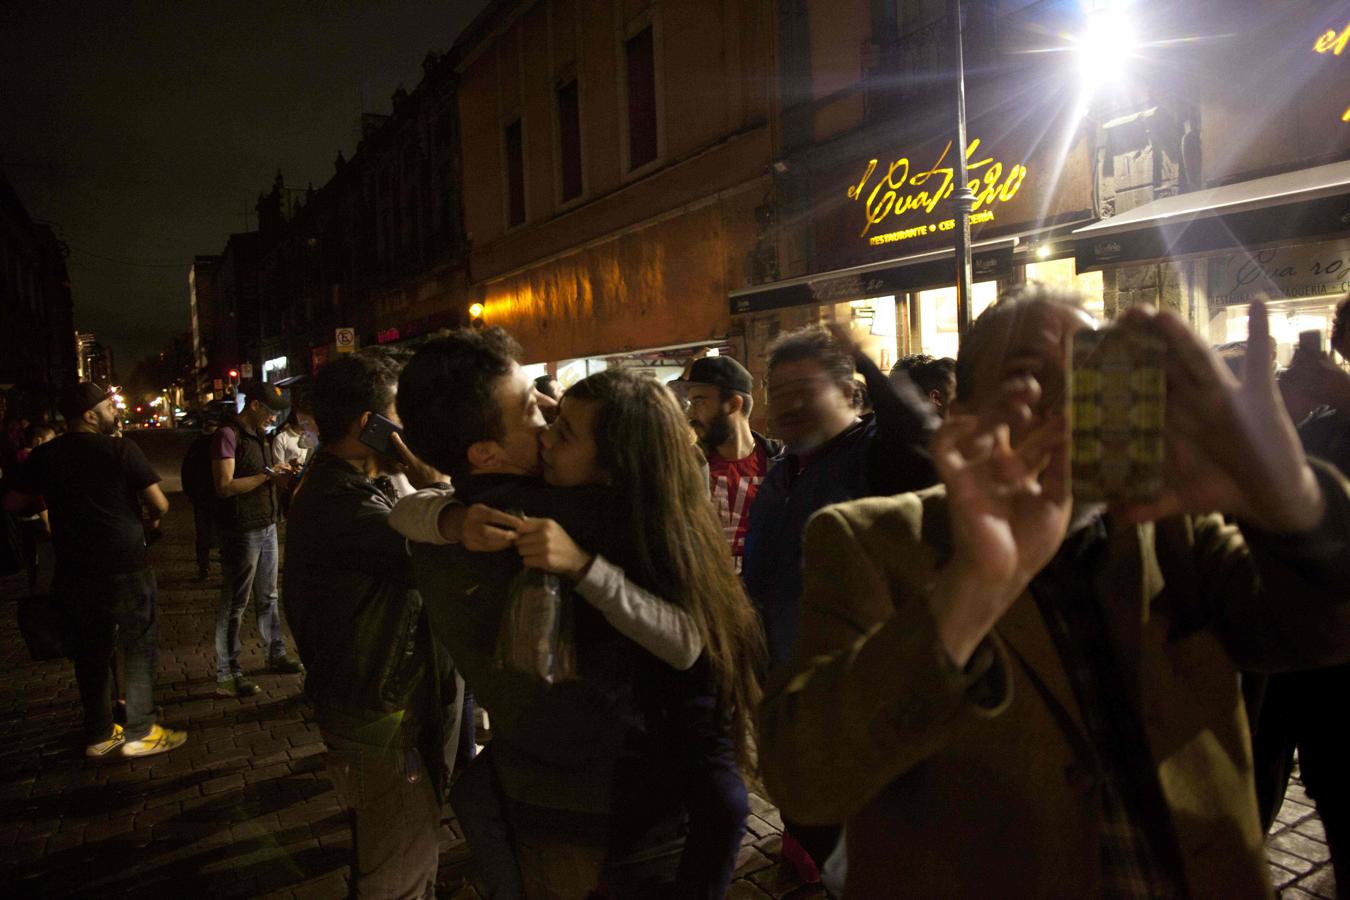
[1074,159,1350,270]
[729,240,1016,316]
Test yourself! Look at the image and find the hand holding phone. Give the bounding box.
[359,413,404,458]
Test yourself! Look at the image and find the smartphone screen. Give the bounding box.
[1070,327,1166,505]
[358,413,404,458]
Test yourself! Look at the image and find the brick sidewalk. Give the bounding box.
[0,498,818,899]
[0,495,1336,898]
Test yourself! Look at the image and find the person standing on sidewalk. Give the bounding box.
[683,355,780,573]
[211,380,303,698]
[180,411,220,581]
[285,348,463,898]
[3,383,186,759]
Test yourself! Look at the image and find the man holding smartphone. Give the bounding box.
[284,348,463,898]
[211,379,303,698]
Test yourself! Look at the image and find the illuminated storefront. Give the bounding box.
[730,104,1101,394]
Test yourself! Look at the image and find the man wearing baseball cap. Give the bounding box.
[683,355,781,572]
[4,382,186,758]
[211,379,303,698]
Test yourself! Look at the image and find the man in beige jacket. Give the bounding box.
[759,287,1350,898]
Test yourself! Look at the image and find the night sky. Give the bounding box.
[0,1,487,371]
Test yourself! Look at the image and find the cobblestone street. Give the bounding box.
[0,465,1337,898]
[0,469,817,899]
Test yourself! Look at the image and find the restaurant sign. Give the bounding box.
[1208,238,1350,307]
[847,137,1029,245]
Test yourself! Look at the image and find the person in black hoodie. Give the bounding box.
[179,411,221,581]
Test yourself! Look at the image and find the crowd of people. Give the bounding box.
[3,282,1350,898]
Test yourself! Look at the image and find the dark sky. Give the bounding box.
[0,1,487,371]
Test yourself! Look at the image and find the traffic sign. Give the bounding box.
[335,327,356,353]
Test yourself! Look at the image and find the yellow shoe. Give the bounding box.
[121,724,187,758]
[86,724,125,758]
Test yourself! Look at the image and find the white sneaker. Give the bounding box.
[86,724,125,758]
[121,724,188,758]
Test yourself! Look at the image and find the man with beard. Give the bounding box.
[4,383,186,758]
[684,356,780,572]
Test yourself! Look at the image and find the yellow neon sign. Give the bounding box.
[848,138,1028,239]
[1313,20,1350,122]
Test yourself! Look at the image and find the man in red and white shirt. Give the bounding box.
[684,356,780,572]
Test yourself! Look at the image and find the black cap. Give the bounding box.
[686,356,753,395]
[57,382,112,422]
[238,379,289,411]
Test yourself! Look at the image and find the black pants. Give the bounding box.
[1251,666,1350,897]
[60,567,160,743]
[322,729,442,899]
[190,500,216,572]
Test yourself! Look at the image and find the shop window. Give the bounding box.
[503,118,526,227]
[557,79,583,202]
[625,26,658,170]
[1211,299,1343,368]
[915,282,999,361]
[1024,257,1105,321]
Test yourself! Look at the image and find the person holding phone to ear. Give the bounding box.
[284,347,465,899]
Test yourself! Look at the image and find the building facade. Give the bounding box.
[452,0,776,383]
[730,0,1350,411]
[0,169,78,417]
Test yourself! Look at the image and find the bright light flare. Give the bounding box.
[1073,3,1138,96]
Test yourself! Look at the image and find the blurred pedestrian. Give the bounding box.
[3,382,186,758]
[741,324,937,885]
[180,411,221,581]
[760,287,1350,897]
[285,348,464,898]
[1250,294,1350,893]
[891,354,957,419]
[272,407,313,468]
[211,379,303,698]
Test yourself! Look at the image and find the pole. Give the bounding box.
[949,0,976,339]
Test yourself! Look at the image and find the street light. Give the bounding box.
[949,0,976,340]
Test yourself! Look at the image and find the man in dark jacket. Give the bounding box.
[740,324,938,881]
[180,412,220,581]
[742,326,938,672]
[284,347,462,898]
[211,380,303,697]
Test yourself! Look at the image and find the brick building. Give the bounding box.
[451,0,775,384]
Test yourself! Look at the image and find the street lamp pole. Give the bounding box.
[949,0,976,339]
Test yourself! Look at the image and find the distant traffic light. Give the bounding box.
[468,303,485,329]
[227,368,239,380]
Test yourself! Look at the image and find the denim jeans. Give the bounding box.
[215,524,286,679]
[57,567,160,743]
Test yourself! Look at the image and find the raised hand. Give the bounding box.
[930,376,1070,665]
[1116,301,1324,533]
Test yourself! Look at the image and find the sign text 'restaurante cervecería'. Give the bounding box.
[848,138,1028,244]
